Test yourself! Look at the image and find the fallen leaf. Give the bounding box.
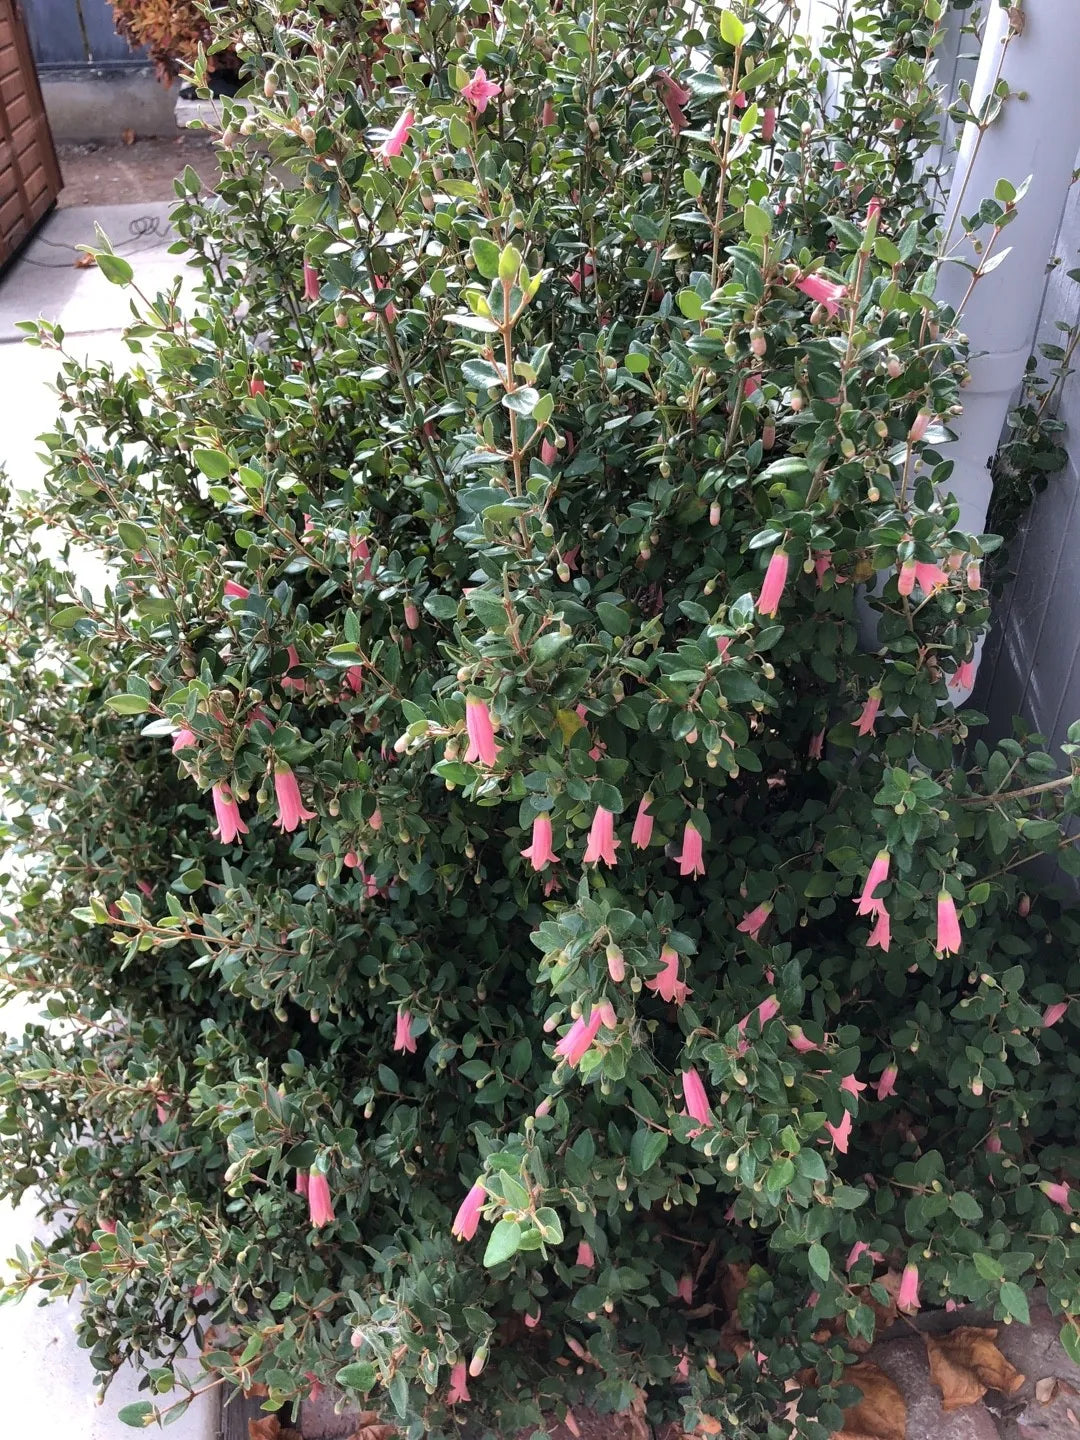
[563,1408,581,1438]
[834,1361,906,1440]
[924,1327,1025,1412]
[1036,1376,1079,1406]
[347,1412,397,1440]
[1067,1407,1080,1429]
[693,1418,724,1436]
[719,1261,751,1317]
[249,1420,279,1440]
[122,127,136,145]
[622,1387,651,1440]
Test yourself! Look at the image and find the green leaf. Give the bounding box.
[117,1402,157,1428]
[596,601,630,637]
[683,168,703,199]
[719,9,746,45]
[193,448,233,481]
[336,1361,377,1392]
[951,1191,983,1221]
[629,1129,669,1174]
[743,202,772,237]
[483,1218,522,1267]
[534,1206,564,1243]
[105,694,152,714]
[117,521,147,551]
[461,358,504,390]
[1061,1321,1080,1368]
[469,237,500,279]
[502,387,540,416]
[676,288,705,320]
[448,114,472,150]
[498,243,523,282]
[973,1252,1003,1281]
[624,352,650,374]
[999,1281,1030,1324]
[808,1242,831,1282]
[95,252,134,285]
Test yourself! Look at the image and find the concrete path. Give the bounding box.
[0,203,217,1440]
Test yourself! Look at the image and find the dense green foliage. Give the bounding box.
[4,1,1080,1436]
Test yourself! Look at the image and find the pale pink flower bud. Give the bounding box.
[676,1273,694,1304]
[576,1241,594,1268]
[675,820,705,878]
[808,729,825,760]
[876,1064,898,1100]
[521,813,559,871]
[394,1009,417,1054]
[985,1132,1002,1154]
[541,99,556,127]
[709,501,722,526]
[211,783,248,845]
[787,1026,820,1053]
[302,262,320,302]
[908,409,931,443]
[762,106,776,143]
[172,728,197,754]
[606,944,626,983]
[935,890,962,955]
[296,1169,309,1196]
[583,805,620,866]
[223,579,250,599]
[898,559,917,596]
[1043,1002,1068,1028]
[464,697,501,767]
[756,548,789,618]
[631,794,654,849]
[597,1000,617,1029]
[739,995,780,1034]
[273,765,317,832]
[451,1181,486,1241]
[249,376,266,397]
[967,561,982,590]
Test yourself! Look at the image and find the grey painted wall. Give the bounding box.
[20,0,142,68]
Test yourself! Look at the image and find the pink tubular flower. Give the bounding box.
[541,98,556,127]
[737,901,772,943]
[876,1064,898,1100]
[568,256,595,293]
[967,561,982,590]
[378,107,414,160]
[846,1241,884,1272]
[521,813,559,871]
[447,1360,470,1404]
[296,1169,309,1196]
[908,409,931,443]
[739,995,780,1035]
[172,728,197,754]
[795,274,847,317]
[856,851,890,916]
[1043,1001,1069,1028]
[583,805,620,866]
[524,1308,541,1329]
[867,905,891,952]
[647,946,691,1006]
[936,890,962,955]
[273,765,317,832]
[914,561,948,594]
[576,1240,595,1269]
[452,1181,486,1241]
[282,643,306,692]
[898,1263,920,1313]
[302,262,320,302]
[554,1010,604,1067]
[655,69,691,134]
[898,559,917,597]
[631,794,654,849]
[757,548,789,618]
[808,729,825,760]
[1042,1180,1072,1212]
[813,551,832,587]
[223,579,250,599]
[464,697,501,767]
[676,820,705,878]
[394,1009,417,1054]
[762,105,777,142]
[249,376,266,398]
[541,436,559,466]
[788,1026,820,1054]
[682,1067,713,1130]
[716,635,732,662]
[867,196,882,226]
[825,1110,852,1153]
[985,1132,1003,1154]
[211,783,248,845]
[841,1074,867,1099]
[462,66,501,114]
[950,660,976,690]
[307,1167,335,1228]
[856,689,882,737]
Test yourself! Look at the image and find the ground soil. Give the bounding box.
[55,134,222,207]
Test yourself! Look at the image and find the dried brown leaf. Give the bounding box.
[347,1412,397,1440]
[563,1408,581,1438]
[834,1361,906,1440]
[924,1327,1025,1412]
[1067,1406,1080,1429]
[719,1261,750,1318]
[248,1420,279,1440]
[622,1386,651,1440]
[121,127,136,145]
[1037,1377,1059,1405]
[73,253,97,269]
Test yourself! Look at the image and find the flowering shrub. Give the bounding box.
[5,0,1080,1435]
